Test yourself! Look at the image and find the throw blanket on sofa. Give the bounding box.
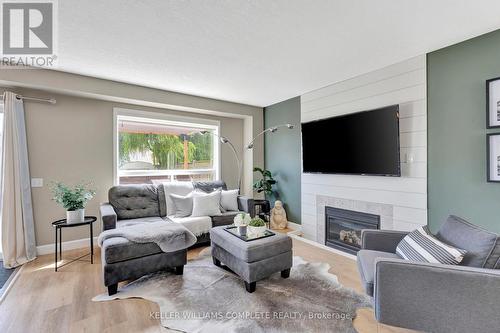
[97,222,197,253]
[167,215,212,237]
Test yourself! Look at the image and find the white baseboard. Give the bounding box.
[36,237,98,256]
[288,233,356,261]
[287,221,301,231]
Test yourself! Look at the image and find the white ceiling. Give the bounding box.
[56,0,500,107]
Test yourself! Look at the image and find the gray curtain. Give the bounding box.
[1,91,36,268]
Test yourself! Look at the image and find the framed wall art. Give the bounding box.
[486,77,500,128]
[487,133,500,182]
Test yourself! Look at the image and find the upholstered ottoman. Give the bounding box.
[209,226,293,293]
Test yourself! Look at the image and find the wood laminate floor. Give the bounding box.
[0,235,416,333]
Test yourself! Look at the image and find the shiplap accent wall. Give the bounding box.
[300,55,427,242]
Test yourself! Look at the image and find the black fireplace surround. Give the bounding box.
[325,206,380,255]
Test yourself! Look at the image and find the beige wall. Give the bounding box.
[12,89,247,246]
[0,70,263,248]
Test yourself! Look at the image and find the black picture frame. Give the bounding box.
[487,133,500,182]
[486,77,500,129]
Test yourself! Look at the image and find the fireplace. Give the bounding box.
[325,206,380,255]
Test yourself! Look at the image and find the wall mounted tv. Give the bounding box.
[302,105,401,176]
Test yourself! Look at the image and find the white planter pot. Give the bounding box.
[67,209,84,224]
[247,226,266,237]
[237,225,247,236]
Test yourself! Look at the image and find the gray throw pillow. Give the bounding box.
[169,192,193,218]
[437,215,499,268]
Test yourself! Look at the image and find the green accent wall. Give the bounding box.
[428,29,500,233]
[264,97,301,224]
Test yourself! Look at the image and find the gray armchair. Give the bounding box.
[357,215,500,333]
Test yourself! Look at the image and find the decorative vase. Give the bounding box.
[234,213,251,226]
[67,209,84,224]
[247,226,266,237]
[238,225,247,236]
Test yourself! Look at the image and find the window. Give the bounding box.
[114,109,220,185]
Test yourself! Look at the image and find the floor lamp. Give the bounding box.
[201,124,295,194]
[246,124,295,217]
[246,124,295,149]
[201,130,242,193]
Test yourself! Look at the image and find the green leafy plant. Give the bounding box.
[249,217,266,227]
[51,182,96,211]
[253,167,277,196]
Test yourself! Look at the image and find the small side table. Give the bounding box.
[253,199,270,216]
[51,216,97,272]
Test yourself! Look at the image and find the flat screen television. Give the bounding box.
[302,105,400,176]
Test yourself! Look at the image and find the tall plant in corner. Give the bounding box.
[253,167,278,199]
[51,182,96,224]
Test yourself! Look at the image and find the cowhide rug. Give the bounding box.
[93,249,372,332]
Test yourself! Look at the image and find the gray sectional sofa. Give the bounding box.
[99,180,254,295]
[100,181,254,244]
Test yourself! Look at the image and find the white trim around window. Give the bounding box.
[113,107,221,185]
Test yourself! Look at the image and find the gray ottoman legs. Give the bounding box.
[242,268,291,292]
[243,268,291,292]
[211,243,293,293]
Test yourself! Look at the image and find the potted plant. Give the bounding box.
[234,213,251,236]
[51,182,96,223]
[247,217,267,237]
[253,167,277,198]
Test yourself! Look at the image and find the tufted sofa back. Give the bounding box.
[109,181,229,220]
[192,180,227,192]
[108,184,160,220]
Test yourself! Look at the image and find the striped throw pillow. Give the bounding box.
[396,226,467,265]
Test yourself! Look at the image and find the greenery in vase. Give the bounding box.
[51,182,96,211]
[234,213,251,226]
[249,217,266,227]
[253,167,277,197]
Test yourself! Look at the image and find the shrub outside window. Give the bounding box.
[114,110,219,185]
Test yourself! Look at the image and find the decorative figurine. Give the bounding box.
[270,200,288,230]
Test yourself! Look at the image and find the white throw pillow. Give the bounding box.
[191,190,222,217]
[220,189,239,212]
[163,182,194,216]
[169,192,193,218]
[195,186,226,212]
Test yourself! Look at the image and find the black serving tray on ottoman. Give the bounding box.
[223,225,275,242]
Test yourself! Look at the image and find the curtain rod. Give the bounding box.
[12,94,56,104]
